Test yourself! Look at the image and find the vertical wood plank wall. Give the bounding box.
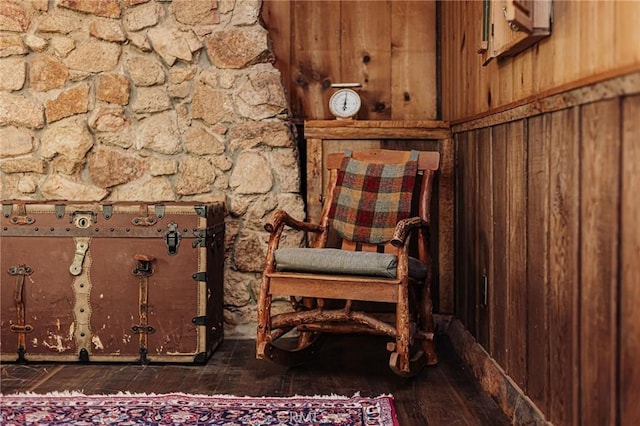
[620,95,640,426]
[443,1,640,424]
[262,0,437,122]
[440,0,640,121]
[453,94,640,426]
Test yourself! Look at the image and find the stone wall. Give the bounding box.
[0,0,305,338]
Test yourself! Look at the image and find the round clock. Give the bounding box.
[329,88,361,119]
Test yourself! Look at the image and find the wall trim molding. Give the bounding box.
[443,318,552,425]
[451,66,640,133]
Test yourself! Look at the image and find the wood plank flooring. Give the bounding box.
[0,334,509,425]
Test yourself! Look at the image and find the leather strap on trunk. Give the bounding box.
[71,237,93,358]
[132,254,155,363]
[8,265,33,362]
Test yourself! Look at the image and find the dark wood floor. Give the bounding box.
[0,334,509,425]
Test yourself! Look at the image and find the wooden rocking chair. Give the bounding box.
[256,149,440,377]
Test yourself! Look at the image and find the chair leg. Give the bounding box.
[421,340,438,366]
[257,283,325,366]
[389,280,427,377]
[256,274,271,359]
[294,296,318,350]
[420,281,439,365]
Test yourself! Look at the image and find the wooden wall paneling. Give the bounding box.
[261,1,292,110]
[476,128,493,349]
[525,114,550,414]
[469,1,487,119]
[511,49,533,105]
[452,133,462,320]
[264,0,439,122]
[441,0,462,119]
[620,94,640,426]
[531,8,555,94]
[453,132,469,325]
[463,0,475,118]
[305,137,324,227]
[615,0,640,66]
[291,1,342,120]
[547,107,580,426]
[529,25,546,97]
[438,1,450,118]
[438,1,450,117]
[579,99,620,426]
[341,1,391,120]
[505,119,527,390]
[456,0,467,118]
[490,124,507,367]
[437,137,455,314]
[440,1,640,121]
[460,0,473,118]
[548,1,579,89]
[487,43,505,116]
[389,1,437,120]
[466,131,479,338]
[474,2,491,117]
[495,61,515,124]
[579,2,615,78]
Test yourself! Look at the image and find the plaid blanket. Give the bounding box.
[328,150,419,244]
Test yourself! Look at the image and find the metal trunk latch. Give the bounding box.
[69,240,89,276]
[164,222,181,255]
[8,265,34,363]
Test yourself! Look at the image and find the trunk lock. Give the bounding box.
[164,222,181,255]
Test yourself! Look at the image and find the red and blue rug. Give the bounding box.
[0,392,399,425]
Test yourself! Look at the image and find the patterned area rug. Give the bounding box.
[0,392,399,425]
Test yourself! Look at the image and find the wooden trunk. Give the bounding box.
[0,202,225,364]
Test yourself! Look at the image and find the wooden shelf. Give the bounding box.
[304,120,451,140]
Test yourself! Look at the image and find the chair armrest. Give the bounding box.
[264,210,324,234]
[391,217,430,248]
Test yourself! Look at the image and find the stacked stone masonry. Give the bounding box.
[0,0,305,337]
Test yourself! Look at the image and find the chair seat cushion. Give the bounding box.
[274,248,428,280]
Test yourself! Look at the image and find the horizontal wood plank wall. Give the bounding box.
[453,93,639,425]
[262,0,437,122]
[440,1,640,121]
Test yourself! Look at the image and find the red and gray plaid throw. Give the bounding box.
[329,150,419,244]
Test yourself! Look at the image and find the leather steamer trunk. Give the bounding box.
[0,202,225,364]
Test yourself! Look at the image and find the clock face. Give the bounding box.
[329,88,361,119]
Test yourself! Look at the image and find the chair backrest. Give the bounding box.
[315,149,440,255]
